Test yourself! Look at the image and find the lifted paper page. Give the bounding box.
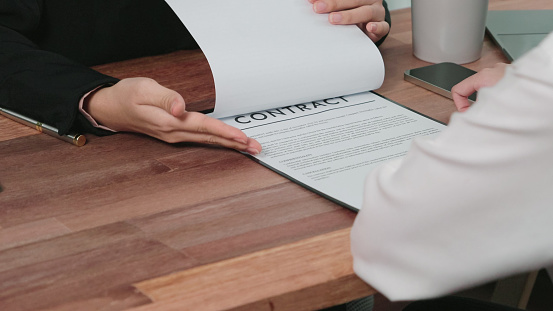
[222,92,445,210]
[166,0,384,118]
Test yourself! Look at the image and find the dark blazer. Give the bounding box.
[0,0,389,136]
[0,0,197,136]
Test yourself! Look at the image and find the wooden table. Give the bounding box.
[1,1,550,310]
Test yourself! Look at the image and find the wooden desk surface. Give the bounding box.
[1,1,551,310]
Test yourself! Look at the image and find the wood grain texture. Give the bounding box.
[181,208,356,265]
[0,222,196,311]
[0,217,71,252]
[1,1,550,310]
[132,228,372,311]
[0,117,38,142]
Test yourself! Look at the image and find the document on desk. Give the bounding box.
[221,92,445,210]
[166,0,446,210]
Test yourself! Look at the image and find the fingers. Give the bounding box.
[312,0,385,23]
[329,6,374,25]
[165,131,262,155]
[119,103,262,155]
[86,77,262,154]
[310,0,388,42]
[365,21,390,42]
[329,5,385,27]
[169,97,186,117]
[451,77,479,112]
[451,63,508,112]
[312,0,380,14]
[132,78,187,117]
[162,112,262,155]
[451,84,474,112]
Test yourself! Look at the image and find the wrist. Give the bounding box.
[81,84,117,132]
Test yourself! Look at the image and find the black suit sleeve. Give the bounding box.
[0,0,119,136]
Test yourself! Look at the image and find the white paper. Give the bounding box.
[222,92,446,210]
[165,1,443,210]
[165,0,384,118]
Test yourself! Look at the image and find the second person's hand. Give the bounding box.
[309,0,390,43]
[451,63,508,112]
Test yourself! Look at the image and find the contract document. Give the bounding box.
[166,0,446,210]
[221,92,445,210]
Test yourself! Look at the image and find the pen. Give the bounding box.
[0,106,86,147]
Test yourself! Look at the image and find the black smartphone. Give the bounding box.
[404,62,477,102]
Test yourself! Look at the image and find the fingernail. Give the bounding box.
[246,148,260,155]
[171,101,183,116]
[330,12,342,23]
[314,1,327,13]
[368,23,377,33]
[233,138,248,145]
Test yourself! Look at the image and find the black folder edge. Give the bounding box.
[237,91,447,213]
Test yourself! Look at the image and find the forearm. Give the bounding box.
[351,34,553,301]
[0,25,119,136]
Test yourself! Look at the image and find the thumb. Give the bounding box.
[142,78,187,117]
[167,93,187,117]
[366,21,390,42]
[158,90,186,117]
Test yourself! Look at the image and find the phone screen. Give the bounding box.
[404,62,477,102]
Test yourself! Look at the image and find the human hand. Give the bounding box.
[308,0,390,43]
[451,63,508,112]
[83,78,262,155]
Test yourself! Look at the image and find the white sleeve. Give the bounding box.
[350,33,553,302]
